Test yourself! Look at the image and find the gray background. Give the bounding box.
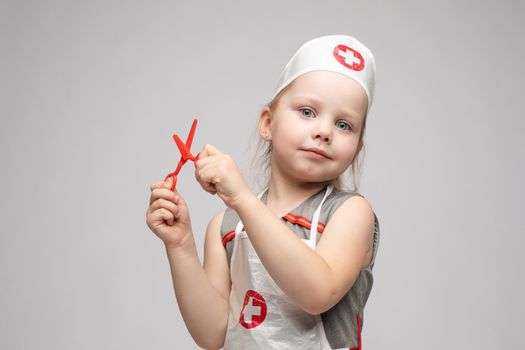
[1,0,523,349]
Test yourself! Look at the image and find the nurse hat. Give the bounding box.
[271,34,376,112]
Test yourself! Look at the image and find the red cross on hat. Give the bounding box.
[333,44,365,71]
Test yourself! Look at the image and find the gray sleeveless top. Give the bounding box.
[220,187,380,349]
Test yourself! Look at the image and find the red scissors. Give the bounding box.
[164,119,201,191]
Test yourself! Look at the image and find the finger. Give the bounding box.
[197,143,223,161]
[149,198,179,219]
[194,154,218,170]
[195,163,220,195]
[197,179,217,195]
[197,145,211,160]
[196,156,225,182]
[171,188,184,203]
[163,178,173,189]
[154,208,174,226]
[203,143,224,156]
[205,187,217,195]
[150,187,177,205]
[150,180,166,191]
[197,173,218,194]
[147,207,170,227]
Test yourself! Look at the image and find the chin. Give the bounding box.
[293,173,337,185]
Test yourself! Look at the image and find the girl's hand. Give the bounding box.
[146,179,193,249]
[195,144,254,209]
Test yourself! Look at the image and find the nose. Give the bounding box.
[313,118,332,143]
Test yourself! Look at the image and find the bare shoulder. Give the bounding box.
[334,195,375,255]
[317,194,375,275]
[337,194,375,228]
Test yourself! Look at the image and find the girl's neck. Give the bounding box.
[265,175,329,218]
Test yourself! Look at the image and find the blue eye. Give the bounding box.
[299,108,315,118]
[336,120,352,131]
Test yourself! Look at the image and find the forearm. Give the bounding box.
[232,193,335,314]
[165,236,228,349]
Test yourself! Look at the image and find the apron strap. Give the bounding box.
[235,185,333,241]
[308,185,334,245]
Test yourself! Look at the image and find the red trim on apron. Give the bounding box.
[349,314,362,350]
[222,230,236,247]
[222,213,327,249]
[282,213,326,233]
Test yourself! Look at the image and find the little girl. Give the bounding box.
[146,35,380,350]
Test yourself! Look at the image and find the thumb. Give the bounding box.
[200,144,223,158]
[164,176,177,191]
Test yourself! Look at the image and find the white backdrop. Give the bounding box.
[1,0,524,349]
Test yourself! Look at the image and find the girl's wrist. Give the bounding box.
[164,231,196,254]
[229,189,258,212]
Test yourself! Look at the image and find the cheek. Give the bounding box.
[335,139,359,161]
[273,131,295,151]
[273,120,303,142]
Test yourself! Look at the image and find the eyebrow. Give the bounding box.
[292,94,361,123]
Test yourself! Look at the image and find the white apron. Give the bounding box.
[223,185,335,349]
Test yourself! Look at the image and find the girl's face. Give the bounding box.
[260,70,368,184]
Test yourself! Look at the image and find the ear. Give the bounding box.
[258,106,273,141]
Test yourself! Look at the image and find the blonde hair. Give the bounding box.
[248,83,368,193]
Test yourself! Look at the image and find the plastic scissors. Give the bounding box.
[164,119,201,191]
